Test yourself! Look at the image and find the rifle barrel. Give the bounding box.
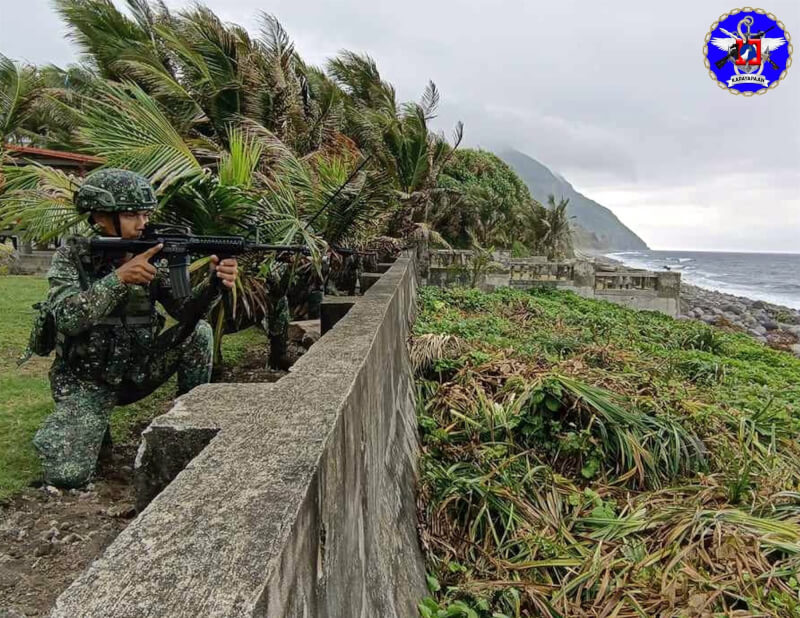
[248,244,309,253]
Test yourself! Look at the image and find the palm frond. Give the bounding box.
[0,54,45,142]
[77,80,203,189]
[0,162,86,242]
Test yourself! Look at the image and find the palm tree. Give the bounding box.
[541,194,573,259]
[1,1,465,362]
[0,55,45,145]
[328,53,463,233]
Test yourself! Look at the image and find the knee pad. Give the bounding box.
[193,320,213,350]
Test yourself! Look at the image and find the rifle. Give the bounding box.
[750,25,775,39]
[716,25,776,69]
[329,245,378,258]
[716,43,740,68]
[88,223,309,298]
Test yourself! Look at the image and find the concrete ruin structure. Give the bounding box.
[426,250,681,317]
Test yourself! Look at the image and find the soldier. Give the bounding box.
[263,257,294,370]
[33,169,238,489]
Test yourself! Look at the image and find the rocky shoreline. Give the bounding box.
[591,253,800,357]
[679,283,800,356]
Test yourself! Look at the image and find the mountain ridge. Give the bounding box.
[498,149,649,251]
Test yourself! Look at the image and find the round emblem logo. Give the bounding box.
[704,8,792,95]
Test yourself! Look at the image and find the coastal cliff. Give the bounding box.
[499,149,649,252]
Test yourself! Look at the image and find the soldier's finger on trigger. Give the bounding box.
[144,243,164,257]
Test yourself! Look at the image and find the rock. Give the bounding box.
[43,486,61,498]
[60,533,80,544]
[749,325,767,336]
[791,344,800,357]
[32,542,53,557]
[106,503,136,519]
[761,318,779,331]
[701,315,719,325]
[288,320,321,348]
[722,303,743,315]
[40,527,59,542]
[0,565,21,588]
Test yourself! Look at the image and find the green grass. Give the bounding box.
[0,275,266,500]
[413,286,800,617]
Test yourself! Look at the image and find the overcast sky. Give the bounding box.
[2,0,799,251]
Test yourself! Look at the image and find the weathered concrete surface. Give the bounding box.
[9,250,54,274]
[320,296,357,334]
[359,272,382,292]
[133,384,271,511]
[51,256,427,617]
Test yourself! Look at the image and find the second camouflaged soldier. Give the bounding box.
[32,169,239,489]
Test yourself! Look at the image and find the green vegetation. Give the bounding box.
[432,149,574,258]
[413,286,800,616]
[1,4,575,287]
[0,275,266,500]
[0,1,466,362]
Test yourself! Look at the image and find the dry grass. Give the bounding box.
[414,286,800,617]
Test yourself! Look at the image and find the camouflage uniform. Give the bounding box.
[33,170,221,488]
[263,259,294,369]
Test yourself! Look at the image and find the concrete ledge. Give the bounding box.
[133,383,273,511]
[52,256,426,617]
[320,296,357,335]
[359,272,382,293]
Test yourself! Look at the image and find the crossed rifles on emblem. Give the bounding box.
[711,15,786,73]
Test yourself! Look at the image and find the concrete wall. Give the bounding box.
[51,256,427,617]
[426,250,681,317]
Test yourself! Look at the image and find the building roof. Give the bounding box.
[4,144,103,168]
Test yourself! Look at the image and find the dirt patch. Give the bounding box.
[0,439,139,617]
[0,332,314,616]
[215,338,309,383]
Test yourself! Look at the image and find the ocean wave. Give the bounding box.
[606,251,800,310]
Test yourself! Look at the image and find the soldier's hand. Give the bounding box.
[116,243,163,285]
[210,256,238,289]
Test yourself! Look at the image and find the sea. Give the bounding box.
[605,250,800,310]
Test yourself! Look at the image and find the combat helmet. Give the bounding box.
[74,169,157,214]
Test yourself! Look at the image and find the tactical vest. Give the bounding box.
[56,245,164,385]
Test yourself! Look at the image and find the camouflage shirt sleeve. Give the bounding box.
[47,246,129,336]
[153,268,221,322]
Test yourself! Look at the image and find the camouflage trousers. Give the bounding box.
[265,295,290,369]
[33,320,214,489]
